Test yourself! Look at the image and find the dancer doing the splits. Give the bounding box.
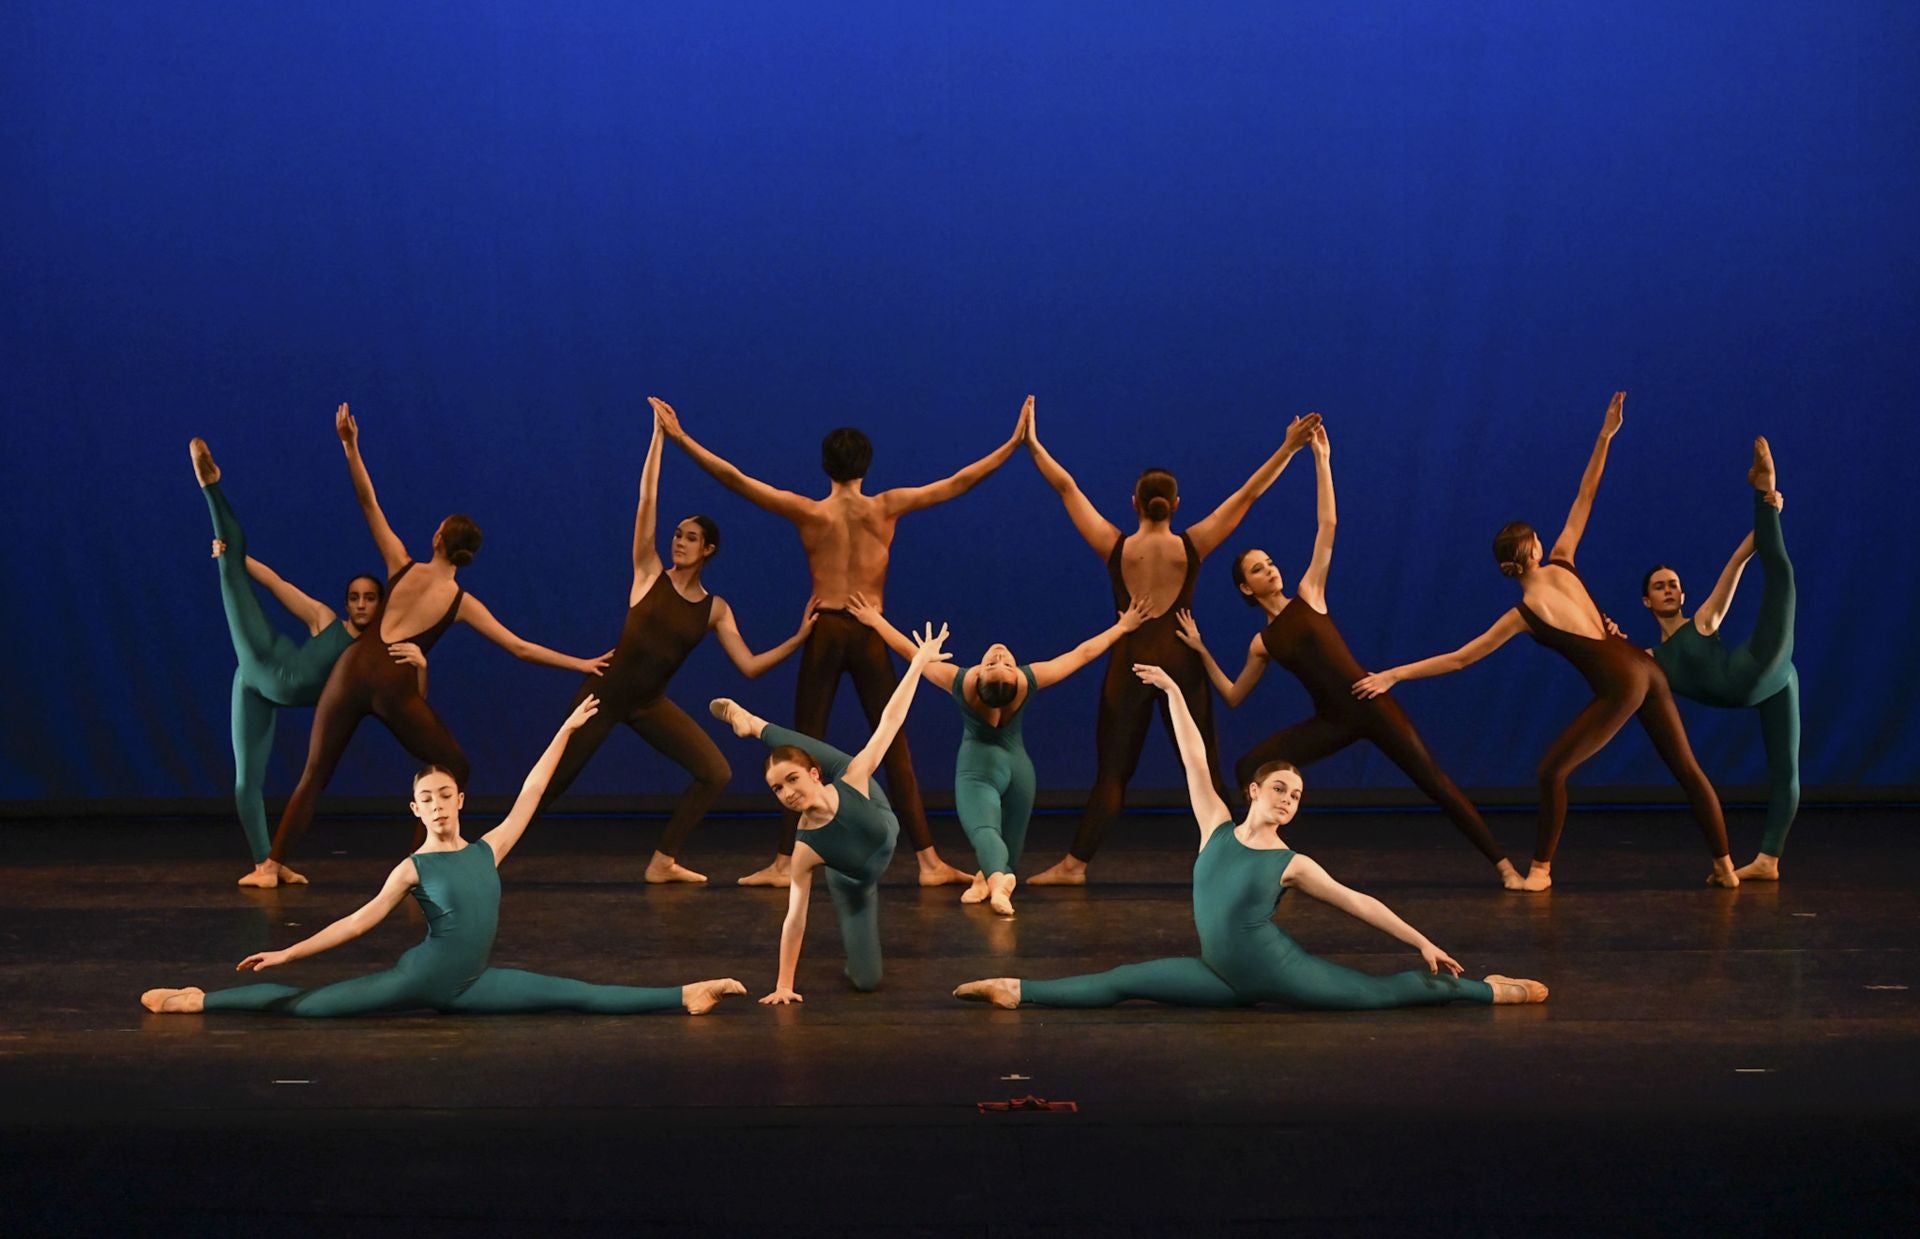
[1354,393,1738,890]
[191,438,428,883]
[655,396,1021,889]
[1024,401,1323,885]
[1176,424,1522,888]
[1642,437,1799,881]
[533,404,817,884]
[954,665,1547,1012]
[141,697,745,1018]
[252,405,611,886]
[708,622,950,1002]
[845,591,1155,915]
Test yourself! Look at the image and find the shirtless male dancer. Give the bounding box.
[651,395,1026,887]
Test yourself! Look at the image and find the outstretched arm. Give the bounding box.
[1028,594,1154,688]
[845,593,958,690]
[233,859,417,972]
[1294,425,1336,607]
[1352,609,1527,698]
[880,397,1026,517]
[1025,401,1122,557]
[844,623,950,790]
[711,596,819,679]
[1132,663,1232,841]
[1186,413,1322,559]
[649,397,812,522]
[1176,615,1268,707]
[458,595,613,676]
[1283,854,1464,976]
[629,404,667,601]
[761,848,820,1004]
[335,403,409,574]
[481,696,601,864]
[1550,391,1624,564]
[1692,531,1756,637]
[242,554,336,636]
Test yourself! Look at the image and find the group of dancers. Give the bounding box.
[142,390,1800,1019]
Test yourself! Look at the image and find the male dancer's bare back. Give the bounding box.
[652,396,1027,886]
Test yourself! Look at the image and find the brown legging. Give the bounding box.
[781,610,931,855]
[267,641,468,863]
[535,685,731,858]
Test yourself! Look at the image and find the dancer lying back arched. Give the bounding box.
[1024,401,1324,886]
[1642,438,1799,881]
[845,592,1155,915]
[1175,424,1522,888]
[1354,393,1737,890]
[708,622,950,1003]
[531,404,817,884]
[954,665,1546,1011]
[141,697,745,1017]
[191,438,427,882]
[250,405,612,887]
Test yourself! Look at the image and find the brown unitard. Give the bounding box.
[781,609,931,856]
[268,562,469,863]
[1237,601,1506,864]
[535,573,731,857]
[1069,532,1232,862]
[1518,560,1730,863]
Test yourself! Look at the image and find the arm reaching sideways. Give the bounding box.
[1177,613,1268,707]
[1352,609,1527,698]
[761,846,820,1004]
[710,596,819,679]
[649,397,812,522]
[1132,663,1232,843]
[845,593,958,691]
[1028,594,1154,689]
[1186,413,1321,559]
[1549,391,1624,565]
[481,695,601,865]
[1692,532,1756,637]
[458,594,613,676]
[336,403,410,575]
[879,397,1026,517]
[242,554,337,636]
[1282,854,1464,977]
[234,858,418,972]
[1025,399,1122,558]
[843,623,950,792]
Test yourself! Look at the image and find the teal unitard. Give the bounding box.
[952,666,1040,878]
[1652,492,1800,856]
[763,724,899,991]
[202,841,682,1015]
[1023,826,1493,1011]
[204,483,354,862]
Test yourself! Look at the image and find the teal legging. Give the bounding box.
[202,965,681,1016]
[1748,498,1799,856]
[826,868,884,992]
[1023,955,1492,1010]
[955,745,1036,878]
[1755,671,1800,856]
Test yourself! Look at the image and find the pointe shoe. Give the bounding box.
[189,438,221,487]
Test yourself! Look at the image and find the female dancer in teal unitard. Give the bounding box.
[954,664,1547,1012]
[191,438,426,883]
[844,592,1154,915]
[140,697,745,1018]
[1642,437,1798,881]
[708,622,950,1003]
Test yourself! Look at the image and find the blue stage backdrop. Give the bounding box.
[3,2,1915,806]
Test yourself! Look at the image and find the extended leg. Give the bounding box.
[1636,682,1734,866]
[954,761,1012,877]
[1364,700,1510,867]
[1265,952,1494,1010]
[1753,671,1801,862]
[630,696,733,862]
[1065,657,1158,863]
[1021,957,1242,1008]
[266,692,366,864]
[1729,490,1796,696]
[443,967,682,1014]
[204,482,301,679]
[826,869,884,992]
[230,675,278,864]
[201,966,425,1017]
[531,684,622,817]
[762,724,857,784]
[1234,713,1358,790]
[1532,694,1638,873]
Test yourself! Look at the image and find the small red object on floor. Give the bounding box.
[977,1094,1077,1113]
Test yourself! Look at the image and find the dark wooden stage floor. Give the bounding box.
[3,806,1916,1236]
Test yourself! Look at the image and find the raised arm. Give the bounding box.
[1294,425,1337,607]
[879,397,1025,517]
[1693,531,1757,637]
[1282,854,1464,976]
[1024,401,1122,558]
[843,623,950,789]
[648,397,812,522]
[1352,609,1527,698]
[241,553,336,636]
[1132,663,1232,840]
[1549,391,1624,564]
[481,696,601,864]
[458,595,612,676]
[1186,413,1322,559]
[233,859,417,973]
[629,403,667,600]
[845,593,958,690]
[760,847,820,1005]
[1176,614,1268,707]
[710,595,819,679]
[335,403,409,574]
[1028,594,1154,688]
